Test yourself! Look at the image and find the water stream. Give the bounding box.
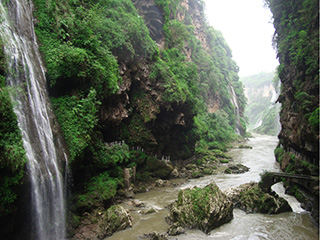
[107,134,318,240]
[0,1,66,239]
[229,85,241,135]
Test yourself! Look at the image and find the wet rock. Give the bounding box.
[97,205,133,238]
[170,168,179,178]
[124,189,135,199]
[155,179,165,187]
[166,182,233,235]
[134,185,147,194]
[128,200,146,208]
[224,164,250,174]
[142,231,169,240]
[191,170,203,178]
[225,182,292,214]
[185,163,197,170]
[238,145,252,149]
[140,207,157,214]
[167,223,185,236]
[72,205,132,239]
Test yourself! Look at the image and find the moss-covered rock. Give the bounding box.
[224,164,250,174]
[73,205,132,239]
[100,205,133,237]
[225,182,292,214]
[166,182,233,234]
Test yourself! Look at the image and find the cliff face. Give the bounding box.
[266,0,319,176]
[0,0,247,237]
[96,0,247,159]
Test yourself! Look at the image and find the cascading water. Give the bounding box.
[229,85,241,135]
[0,1,66,239]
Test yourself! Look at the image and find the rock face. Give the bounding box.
[167,183,233,235]
[225,182,292,214]
[266,0,319,220]
[73,205,132,240]
[267,1,319,173]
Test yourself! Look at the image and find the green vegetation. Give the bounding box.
[235,182,291,214]
[51,89,100,163]
[241,72,281,135]
[0,38,26,219]
[239,145,252,149]
[177,185,217,221]
[33,0,158,98]
[265,0,319,176]
[1,0,248,235]
[0,79,26,218]
[76,172,121,211]
[32,0,246,215]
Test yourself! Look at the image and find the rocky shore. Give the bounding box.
[69,142,296,240]
[166,182,233,235]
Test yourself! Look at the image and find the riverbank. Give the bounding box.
[70,135,319,240]
[109,134,318,240]
[70,138,247,239]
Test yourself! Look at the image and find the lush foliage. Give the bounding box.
[265,0,319,173]
[29,0,248,222]
[265,0,319,128]
[0,45,26,217]
[76,172,120,211]
[241,72,281,135]
[194,110,236,153]
[33,0,158,98]
[51,89,100,162]
[152,0,247,158]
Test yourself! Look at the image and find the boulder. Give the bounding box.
[225,182,292,214]
[142,231,169,240]
[72,205,133,240]
[225,164,250,174]
[166,182,233,235]
[140,207,157,214]
[170,168,179,178]
[97,205,133,238]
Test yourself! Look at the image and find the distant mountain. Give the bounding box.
[241,72,281,135]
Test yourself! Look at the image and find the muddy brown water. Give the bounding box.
[106,134,319,240]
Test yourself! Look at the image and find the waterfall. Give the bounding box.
[0,1,66,239]
[229,85,241,135]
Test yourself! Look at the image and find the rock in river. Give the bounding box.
[166,182,233,235]
[225,182,292,214]
[98,205,133,238]
[73,205,132,239]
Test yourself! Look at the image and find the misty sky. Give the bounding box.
[203,0,279,77]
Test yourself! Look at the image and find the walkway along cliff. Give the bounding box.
[265,0,319,220]
[0,0,247,238]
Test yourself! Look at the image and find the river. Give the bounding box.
[107,134,319,240]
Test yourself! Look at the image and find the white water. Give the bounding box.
[0,1,66,239]
[230,85,241,134]
[107,134,318,240]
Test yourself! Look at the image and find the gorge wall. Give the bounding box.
[266,0,319,175]
[266,0,319,216]
[0,0,247,238]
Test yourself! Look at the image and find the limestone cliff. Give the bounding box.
[267,0,319,174]
[0,0,248,237]
[98,0,247,159]
[266,0,319,218]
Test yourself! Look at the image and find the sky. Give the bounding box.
[203,0,279,77]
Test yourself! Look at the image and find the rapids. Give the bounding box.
[107,134,318,240]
